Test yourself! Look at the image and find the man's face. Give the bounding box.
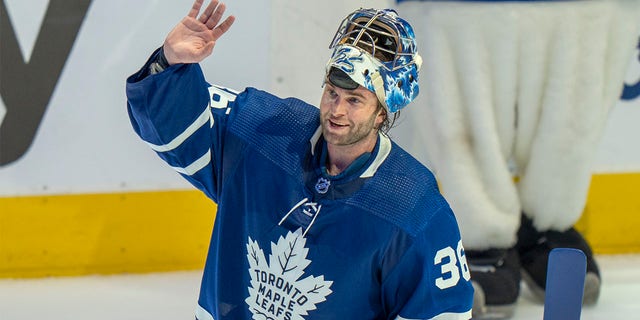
[319,82,384,148]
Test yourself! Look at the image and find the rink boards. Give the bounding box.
[0,174,639,278]
[2,1,640,277]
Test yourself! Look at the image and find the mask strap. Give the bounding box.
[371,71,388,112]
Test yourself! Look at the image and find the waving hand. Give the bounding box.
[163,0,235,65]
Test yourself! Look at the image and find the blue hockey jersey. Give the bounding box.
[126,49,473,320]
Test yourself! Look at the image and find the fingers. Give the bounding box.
[188,0,205,18]
[211,15,235,39]
[188,0,235,39]
[193,0,231,31]
[205,2,225,29]
[198,0,219,25]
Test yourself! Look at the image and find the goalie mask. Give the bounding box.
[326,8,422,113]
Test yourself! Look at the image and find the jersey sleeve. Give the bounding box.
[382,206,474,320]
[125,48,239,202]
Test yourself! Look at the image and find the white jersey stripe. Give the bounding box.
[146,107,211,152]
[396,309,472,320]
[361,132,392,178]
[172,149,211,176]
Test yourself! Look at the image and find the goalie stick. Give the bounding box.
[543,248,587,320]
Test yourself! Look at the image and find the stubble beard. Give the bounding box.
[320,112,379,147]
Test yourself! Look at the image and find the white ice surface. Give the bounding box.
[1,254,639,319]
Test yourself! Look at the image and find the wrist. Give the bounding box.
[149,47,171,74]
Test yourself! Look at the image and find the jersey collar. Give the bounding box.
[309,126,392,179]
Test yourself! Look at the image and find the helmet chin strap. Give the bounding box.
[370,71,389,112]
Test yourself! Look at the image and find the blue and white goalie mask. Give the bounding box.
[326,8,422,114]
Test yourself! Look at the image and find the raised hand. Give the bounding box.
[162,0,235,65]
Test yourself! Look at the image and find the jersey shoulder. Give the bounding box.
[349,140,452,236]
[227,88,320,175]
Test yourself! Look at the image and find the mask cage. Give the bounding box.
[329,9,414,71]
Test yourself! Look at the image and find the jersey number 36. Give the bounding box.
[434,240,471,290]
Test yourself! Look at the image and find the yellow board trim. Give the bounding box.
[1,172,639,278]
[577,172,640,254]
[0,190,215,278]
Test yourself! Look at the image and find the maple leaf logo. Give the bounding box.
[245,229,333,320]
